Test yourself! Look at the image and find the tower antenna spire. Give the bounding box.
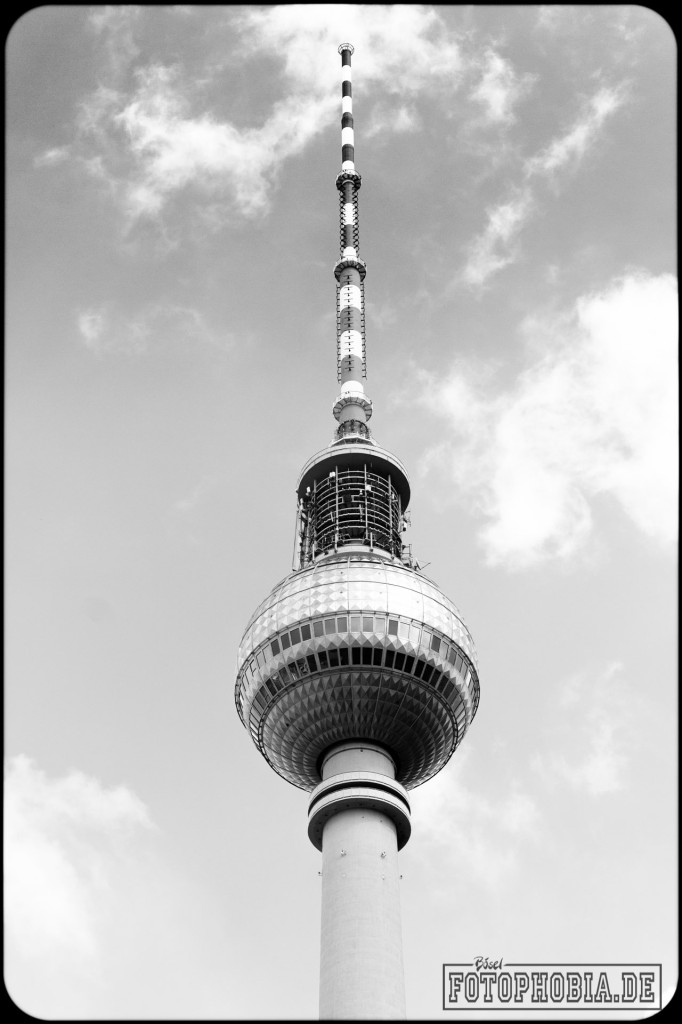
[333,43,372,442]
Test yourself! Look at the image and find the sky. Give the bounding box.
[4,4,677,1019]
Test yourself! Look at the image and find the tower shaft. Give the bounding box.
[316,744,408,1019]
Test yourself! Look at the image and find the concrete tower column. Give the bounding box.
[308,743,411,1019]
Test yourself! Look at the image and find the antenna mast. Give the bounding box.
[333,43,372,442]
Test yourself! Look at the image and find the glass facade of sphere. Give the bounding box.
[235,552,479,791]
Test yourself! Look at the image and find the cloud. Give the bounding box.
[34,146,71,168]
[532,662,638,795]
[413,657,647,904]
[365,103,420,139]
[235,4,463,96]
[460,187,533,287]
[416,271,678,567]
[4,756,152,975]
[76,301,226,355]
[533,5,647,48]
[77,308,110,351]
[57,5,464,230]
[412,747,540,887]
[368,299,398,331]
[469,49,536,126]
[525,85,626,178]
[461,83,626,288]
[534,5,571,34]
[413,655,649,894]
[4,756,237,1018]
[105,63,334,223]
[87,5,142,81]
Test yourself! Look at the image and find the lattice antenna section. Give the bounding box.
[298,465,404,563]
[333,44,371,439]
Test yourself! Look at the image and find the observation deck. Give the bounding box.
[235,551,480,792]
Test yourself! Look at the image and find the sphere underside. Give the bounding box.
[258,668,461,790]
[235,552,480,791]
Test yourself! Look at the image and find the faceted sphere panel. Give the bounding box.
[235,552,480,791]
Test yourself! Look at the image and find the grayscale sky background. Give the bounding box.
[5,5,677,1019]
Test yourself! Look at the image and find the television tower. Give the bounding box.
[235,44,480,1020]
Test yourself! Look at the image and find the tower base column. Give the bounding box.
[308,743,410,1020]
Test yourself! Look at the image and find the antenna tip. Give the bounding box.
[338,43,354,55]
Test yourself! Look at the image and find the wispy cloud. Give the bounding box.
[105,63,335,223]
[365,103,420,139]
[416,271,678,567]
[76,301,227,356]
[368,299,398,332]
[413,747,540,888]
[4,756,236,1018]
[469,48,536,126]
[460,187,533,288]
[532,662,638,796]
[414,653,650,894]
[461,83,627,288]
[77,308,110,352]
[533,4,646,48]
[235,4,463,96]
[59,5,464,232]
[4,756,152,969]
[34,146,71,168]
[525,85,626,178]
[87,5,142,81]
[533,5,584,35]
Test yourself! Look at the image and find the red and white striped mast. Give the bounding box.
[332,43,373,441]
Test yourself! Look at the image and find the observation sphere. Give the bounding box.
[235,550,480,791]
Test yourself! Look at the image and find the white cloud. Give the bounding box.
[106,63,335,222]
[4,756,237,1018]
[418,271,678,567]
[469,49,536,125]
[88,5,142,81]
[413,656,647,893]
[461,82,627,288]
[533,4,646,48]
[368,299,398,331]
[533,4,592,36]
[366,103,420,139]
[34,146,70,168]
[413,748,540,887]
[4,756,152,970]
[63,5,464,229]
[525,85,626,178]
[235,4,463,96]
[77,308,110,352]
[533,662,638,796]
[461,187,533,287]
[76,301,226,355]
